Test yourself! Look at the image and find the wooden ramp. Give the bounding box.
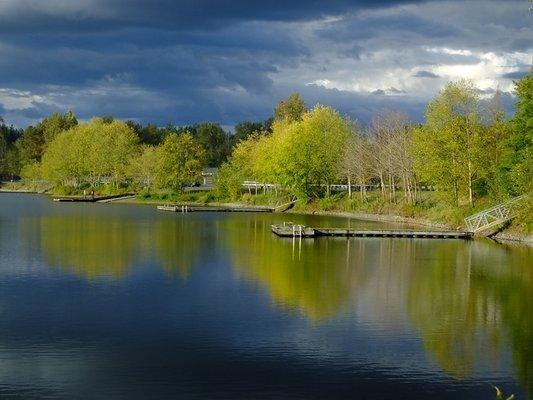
[271,223,471,239]
[157,204,273,213]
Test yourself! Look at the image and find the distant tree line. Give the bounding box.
[1,71,530,208]
[0,110,273,191]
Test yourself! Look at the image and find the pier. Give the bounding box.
[53,194,135,203]
[157,204,273,213]
[271,223,472,239]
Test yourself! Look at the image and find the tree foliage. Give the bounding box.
[273,92,307,123]
[273,105,348,196]
[195,122,231,167]
[154,132,205,191]
[216,134,262,199]
[41,118,139,186]
[41,111,78,144]
[412,81,485,206]
[341,120,371,200]
[128,145,159,189]
[216,105,349,198]
[233,121,265,143]
[499,70,532,195]
[4,77,530,213]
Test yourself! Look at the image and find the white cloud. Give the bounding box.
[0,88,49,110]
[425,47,473,56]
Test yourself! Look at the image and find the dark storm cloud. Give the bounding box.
[0,0,435,34]
[0,0,529,127]
[317,11,456,42]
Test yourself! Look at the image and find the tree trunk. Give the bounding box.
[468,160,474,207]
[379,172,385,198]
[347,175,352,199]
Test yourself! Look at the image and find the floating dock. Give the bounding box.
[157,204,273,213]
[271,223,472,239]
[53,194,134,203]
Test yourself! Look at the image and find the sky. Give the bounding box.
[0,0,531,128]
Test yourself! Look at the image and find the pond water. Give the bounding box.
[0,193,531,399]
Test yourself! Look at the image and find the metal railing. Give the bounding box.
[464,195,527,233]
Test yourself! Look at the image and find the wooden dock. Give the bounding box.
[53,194,134,203]
[271,223,472,239]
[157,204,273,213]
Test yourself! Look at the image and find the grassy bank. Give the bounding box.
[135,188,531,237]
[0,180,52,193]
[3,180,531,241]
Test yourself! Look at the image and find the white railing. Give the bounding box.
[464,195,527,233]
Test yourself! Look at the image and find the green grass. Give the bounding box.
[0,180,52,193]
[136,190,215,204]
[287,190,531,233]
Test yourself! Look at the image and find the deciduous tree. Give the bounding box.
[412,80,484,206]
[155,133,205,191]
[273,92,306,123]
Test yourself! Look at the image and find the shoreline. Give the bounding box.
[287,209,533,246]
[2,190,531,245]
[286,209,456,230]
[0,188,39,193]
[122,197,533,246]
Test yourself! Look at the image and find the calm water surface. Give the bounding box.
[0,194,531,399]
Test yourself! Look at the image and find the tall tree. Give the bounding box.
[126,121,167,146]
[0,127,6,175]
[215,134,262,200]
[233,121,264,143]
[412,80,484,206]
[269,105,349,197]
[155,133,205,191]
[41,118,139,187]
[196,122,231,167]
[0,117,22,179]
[481,90,511,198]
[340,120,371,200]
[273,92,307,123]
[127,145,159,189]
[16,126,45,166]
[41,111,78,144]
[498,70,532,196]
[368,111,416,204]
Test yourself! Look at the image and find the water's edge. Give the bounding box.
[2,191,530,245]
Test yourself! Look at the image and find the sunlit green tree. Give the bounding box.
[154,132,205,191]
[412,80,484,206]
[498,70,532,196]
[273,92,307,123]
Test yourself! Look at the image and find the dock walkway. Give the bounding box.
[53,194,134,203]
[157,204,273,213]
[271,223,471,239]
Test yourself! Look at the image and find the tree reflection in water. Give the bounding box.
[40,216,137,279]
[36,215,203,280]
[225,217,531,393]
[27,212,531,394]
